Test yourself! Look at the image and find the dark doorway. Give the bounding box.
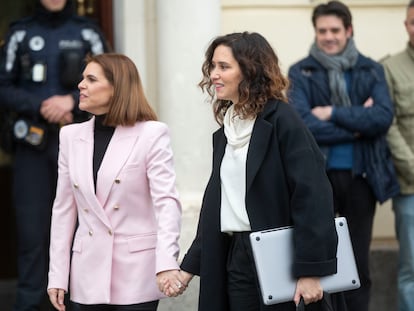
[0,0,34,281]
[0,0,113,48]
[0,0,113,308]
[76,0,114,50]
[0,0,114,277]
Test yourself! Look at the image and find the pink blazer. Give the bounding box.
[48,117,182,305]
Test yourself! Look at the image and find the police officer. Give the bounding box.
[0,0,110,310]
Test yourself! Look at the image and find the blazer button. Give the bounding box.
[89,230,93,236]
[114,179,121,184]
[84,208,89,213]
[74,183,79,189]
[108,229,113,236]
[113,205,120,210]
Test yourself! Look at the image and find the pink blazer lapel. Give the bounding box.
[71,119,111,227]
[95,125,139,207]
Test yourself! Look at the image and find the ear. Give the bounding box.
[346,25,353,38]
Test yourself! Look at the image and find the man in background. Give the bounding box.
[382,1,414,310]
[0,0,109,309]
[287,1,399,310]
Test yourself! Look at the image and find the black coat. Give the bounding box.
[181,100,339,311]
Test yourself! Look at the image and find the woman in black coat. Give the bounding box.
[160,32,341,311]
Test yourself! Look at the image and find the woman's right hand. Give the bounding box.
[47,288,66,311]
[293,277,323,306]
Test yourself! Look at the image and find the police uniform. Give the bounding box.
[0,1,109,310]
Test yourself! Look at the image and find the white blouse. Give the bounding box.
[220,105,256,233]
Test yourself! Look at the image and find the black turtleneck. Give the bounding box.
[93,115,115,191]
[34,0,74,27]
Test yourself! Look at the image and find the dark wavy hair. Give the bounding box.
[198,32,289,125]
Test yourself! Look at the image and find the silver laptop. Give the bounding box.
[249,217,360,305]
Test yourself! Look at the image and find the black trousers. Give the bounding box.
[227,232,327,311]
[327,170,376,311]
[70,300,159,311]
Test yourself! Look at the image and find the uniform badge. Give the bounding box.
[32,63,46,82]
[29,36,45,51]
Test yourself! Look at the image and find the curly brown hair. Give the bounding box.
[199,32,289,124]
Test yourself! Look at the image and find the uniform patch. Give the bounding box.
[59,40,83,49]
[29,36,45,51]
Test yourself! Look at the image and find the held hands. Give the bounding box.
[293,277,323,306]
[47,288,66,311]
[156,269,193,297]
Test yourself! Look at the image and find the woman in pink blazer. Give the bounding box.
[47,53,183,311]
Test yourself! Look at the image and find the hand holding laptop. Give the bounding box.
[294,277,323,305]
[249,217,360,305]
[296,292,335,311]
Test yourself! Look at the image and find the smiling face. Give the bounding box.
[315,15,353,55]
[40,0,67,12]
[209,45,243,104]
[78,62,114,115]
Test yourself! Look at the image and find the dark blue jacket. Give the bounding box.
[288,53,399,203]
[0,11,109,121]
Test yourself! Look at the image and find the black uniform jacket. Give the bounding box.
[181,99,338,311]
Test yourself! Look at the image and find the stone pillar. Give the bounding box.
[156,0,220,204]
[113,0,148,87]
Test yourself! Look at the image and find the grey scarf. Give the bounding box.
[309,38,359,107]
